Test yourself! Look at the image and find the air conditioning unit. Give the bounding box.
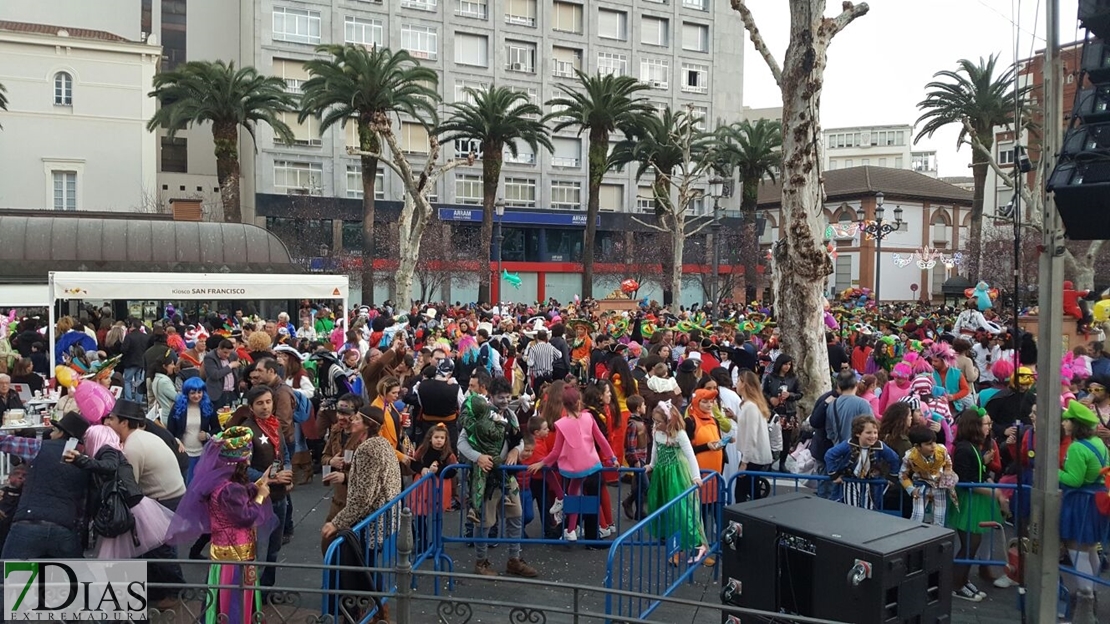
[511,62,524,71]
[651,81,668,89]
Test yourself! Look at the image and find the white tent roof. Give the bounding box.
[1,284,50,308]
[49,271,348,301]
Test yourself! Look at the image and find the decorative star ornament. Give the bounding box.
[257,434,269,446]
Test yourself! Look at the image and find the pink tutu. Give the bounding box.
[95,497,176,559]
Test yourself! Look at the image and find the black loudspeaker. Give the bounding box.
[719,493,954,624]
[1061,122,1110,159]
[1082,40,1110,84]
[1049,161,1110,239]
[1080,0,1110,40]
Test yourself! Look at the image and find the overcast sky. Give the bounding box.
[739,0,1081,177]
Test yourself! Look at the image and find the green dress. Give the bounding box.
[945,443,998,535]
[646,441,706,550]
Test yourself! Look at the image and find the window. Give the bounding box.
[552,137,581,167]
[161,137,188,173]
[931,267,946,296]
[273,7,321,44]
[401,0,437,10]
[277,111,321,146]
[505,0,537,26]
[689,105,708,131]
[274,160,323,193]
[640,58,669,89]
[871,129,906,146]
[598,9,627,40]
[347,165,385,200]
[682,22,709,52]
[401,24,438,60]
[681,63,708,93]
[931,211,950,247]
[862,158,870,166]
[455,33,488,66]
[454,138,482,159]
[455,174,482,204]
[641,16,668,46]
[400,123,430,153]
[505,177,536,207]
[456,0,487,19]
[895,156,903,168]
[599,184,623,212]
[878,157,887,167]
[845,159,853,167]
[505,40,535,72]
[274,59,310,93]
[52,171,77,210]
[998,145,1015,165]
[598,52,628,77]
[54,72,73,105]
[553,46,582,78]
[834,255,852,292]
[503,140,536,164]
[551,181,582,210]
[454,79,489,103]
[829,160,837,170]
[552,1,583,33]
[636,186,655,213]
[683,0,708,9]
[508,86,539,116]
[345,17,383,47]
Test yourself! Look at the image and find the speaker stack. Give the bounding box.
[1049,1,1110,239]
[719,493,955,624]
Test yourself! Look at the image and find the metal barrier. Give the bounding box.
[604,470,724,623]
[321,471,450,622]
[438,463,650,550]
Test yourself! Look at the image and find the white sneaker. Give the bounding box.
[563,529,577,542]
[550,498,564,524]
[993,575,1017,588]
[964,582,987,598]
[598,526,614,538]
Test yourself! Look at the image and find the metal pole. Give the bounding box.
[495,217,503,304]
[1028,0,1064,620]
[711,202,721,304]
[1010,19,1026,619]
[874,224,883,307]
[396,508,414,624]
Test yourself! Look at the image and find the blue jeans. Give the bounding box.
[185,455,201,484]
[262,497,288,587]
[815,461,836,500]
[1,521,83,559]
[123,366,145,402]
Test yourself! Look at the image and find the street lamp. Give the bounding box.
[856,192,903,306]
[495,198,506,303]
[708,178,725,305]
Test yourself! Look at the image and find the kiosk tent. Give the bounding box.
[2,284,50,309]
[47,271,349,370]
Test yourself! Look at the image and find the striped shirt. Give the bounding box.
[526,341,561,377]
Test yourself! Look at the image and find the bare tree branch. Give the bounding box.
[731,0,783,86]
[631,215,670,232]
[346,145,404,178]
[826,2,871,38]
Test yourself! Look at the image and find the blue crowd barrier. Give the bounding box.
[437,463,650,549]
[321,471,450,622]
[603,470,724,623]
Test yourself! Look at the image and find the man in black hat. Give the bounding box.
[103,399,187,606]
[0,411,90,559]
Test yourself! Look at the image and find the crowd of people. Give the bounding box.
[0,293,1107,620]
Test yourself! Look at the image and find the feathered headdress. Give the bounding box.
[922,342,956,368]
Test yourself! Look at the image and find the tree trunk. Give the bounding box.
[1065,241,1105,291]
[653,175,675,305]
[671,213,685,306]
[479,146,503,304]
[967,145,988,283]
[395,194,433,306]
[359,118,381,304]
[770,0,855,411]
[741,175,761,303]
[212,121,241,224]
[584,128,608,300]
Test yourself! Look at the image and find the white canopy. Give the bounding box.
[47,271,349,369]
[1,284,50,308]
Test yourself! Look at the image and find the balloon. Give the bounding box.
[502,269,522,289]
[73,380,115,426]
[1094,299,1110,323]
[620,279,640,294]
[55,366,79,390]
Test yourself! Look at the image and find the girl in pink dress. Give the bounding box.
[528,386,617,542]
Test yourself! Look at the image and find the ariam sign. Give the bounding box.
[3,560,147,621]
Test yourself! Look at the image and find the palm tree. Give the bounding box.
[611,106,688,304]
[148,61,296,224]
[547,71,653,299]
[299,45,439,304]
[717,119,782,302]
[916,54,1025,282]
[439,86,551,304]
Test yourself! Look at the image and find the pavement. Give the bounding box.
[172,477,1108,624]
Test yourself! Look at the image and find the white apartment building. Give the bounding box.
[0,18,160,212]
[823,124,939,178]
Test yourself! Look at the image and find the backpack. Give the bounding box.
[1076,439,1110,516]
[292,389,312,424]
[92,462,142,544]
